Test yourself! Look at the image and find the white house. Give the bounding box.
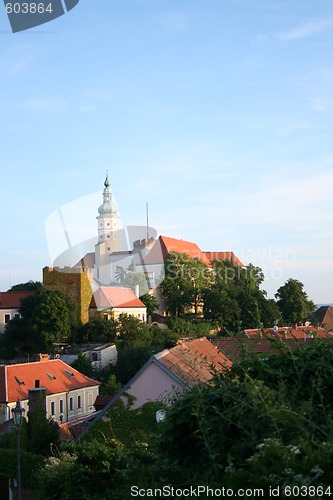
[90,286,147,322]
[83,343,118,370]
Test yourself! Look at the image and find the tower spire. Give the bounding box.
[96,173,119,248]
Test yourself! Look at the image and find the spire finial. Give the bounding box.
[104,171,110,188]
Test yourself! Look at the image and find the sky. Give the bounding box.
[0,0,332,304]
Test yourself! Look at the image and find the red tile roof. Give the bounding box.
[92,286,146,310]
[58,411,101,441]
[211,337,300,362]
[155,337,232,388]
[0,291,35,309]
[94,395,114,411]
[314,306,333,331]
[0,359,100,403]
[142,235,212,267]
[242,325,330,341]
[203,251,244,267]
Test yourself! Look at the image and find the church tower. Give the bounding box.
[97,173,119,250]
[95,173,119,283]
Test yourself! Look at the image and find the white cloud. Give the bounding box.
[277,19,333,41]
[17,97,68,112]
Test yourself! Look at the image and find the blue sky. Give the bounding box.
[0,0,332,304]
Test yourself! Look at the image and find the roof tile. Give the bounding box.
[155,337,232,388]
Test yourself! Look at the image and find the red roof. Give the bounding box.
[314,306,333,331]
[203,251,244,267]
[155,337,232,388]
[0,291,35,309]
[0,359,100,403]
[242,325,330,341]
[142,235,212,267]
[92,286,146,310]
[212,337,300,362]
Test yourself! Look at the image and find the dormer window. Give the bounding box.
[14,376,25,386]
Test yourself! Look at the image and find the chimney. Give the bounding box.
[38,353,49,362]
[134,284,140,298]
[28,387,47,416]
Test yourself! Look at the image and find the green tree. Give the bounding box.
[275,278,316,324]
[78,317,117,343]
[159,341,333,487]
[0,288,72,356]
[160,252,210,316]
[123,271,149,296]
[258,297,282,327]
[203,286,241,332]
[8,280,42,291]
[71,353,94,378]
[140,293,159,319]
[203,261,268,332]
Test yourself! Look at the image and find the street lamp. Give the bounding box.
[12,400,25,500]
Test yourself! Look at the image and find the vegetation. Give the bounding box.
[0,288,75,357]
[275,278,316,325]
[159,255,315,335]
[0,400,59,490]
[8,280,42,291]
[37,400,164,500]
[159,252,211,316]
[28,340,333,499]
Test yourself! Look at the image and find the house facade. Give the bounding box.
[114,337,231,410]
[0,291,35,332]
[90,286,147,322]
[83,343,118,370]
[0,358,100,424]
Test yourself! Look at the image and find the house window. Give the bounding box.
[51,401,55,416]
[88,392,93,406]
[104,314,109,321]
[4,314,10,324]
[14,313,20,319]
[59,399,64,415]
[69,397,74,411]
[78,395,82,409]
[107,235,110,239]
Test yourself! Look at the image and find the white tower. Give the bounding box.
[96,173,119,249]
[95,173,119,283]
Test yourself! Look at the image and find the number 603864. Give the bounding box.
[5,3,53,14]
